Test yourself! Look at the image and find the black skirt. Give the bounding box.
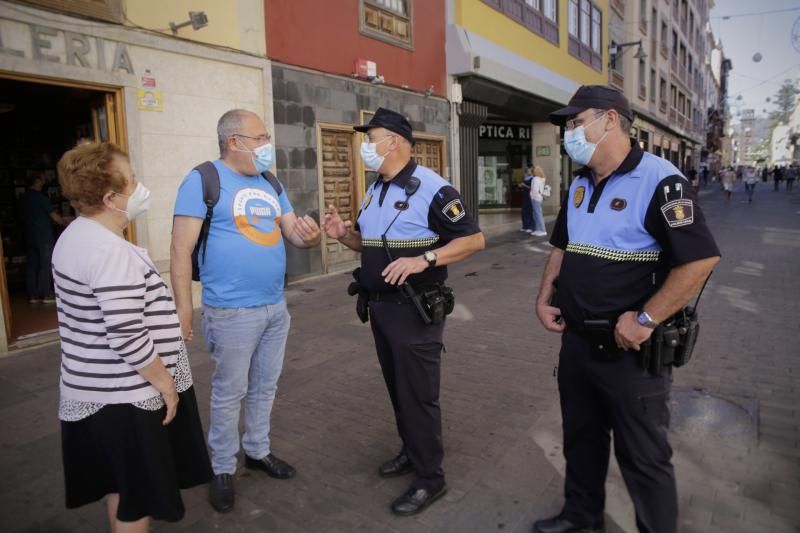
[61,386,213,522]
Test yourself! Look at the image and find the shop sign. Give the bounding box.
[0,19,134,75]
[535,145,551,157]
[479,123,531,141]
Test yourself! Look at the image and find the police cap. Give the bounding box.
[549,85,633,126]
[354,107,415,144]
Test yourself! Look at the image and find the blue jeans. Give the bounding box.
[202,300,291,474]
[745,182,756,201]
[531,199,546,233]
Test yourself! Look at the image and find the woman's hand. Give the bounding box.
[161,383,179,425]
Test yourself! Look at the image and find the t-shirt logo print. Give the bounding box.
[233,188,282,246]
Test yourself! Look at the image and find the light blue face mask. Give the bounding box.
[250,143,275,174]
[563,113,608,166]
[237,137,275,174]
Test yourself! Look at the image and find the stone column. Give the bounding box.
[532,122,562,216]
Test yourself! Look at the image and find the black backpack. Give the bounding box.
[190,161,283,281]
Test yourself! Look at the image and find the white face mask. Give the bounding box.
[111,182,151,220]
[360,135,392,172]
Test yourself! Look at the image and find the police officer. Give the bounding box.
[533,86,720,533]
[322,108,484,515]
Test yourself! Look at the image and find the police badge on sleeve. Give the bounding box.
[443,199,466,222]
[660,182,694,227]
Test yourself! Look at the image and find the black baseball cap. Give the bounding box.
[549,85,633,125]
[354,107,415,144]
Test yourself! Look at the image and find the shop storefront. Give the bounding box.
[477,122,532,209]
[0,4,272,353]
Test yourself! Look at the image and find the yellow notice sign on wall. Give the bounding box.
[137,89,163,112]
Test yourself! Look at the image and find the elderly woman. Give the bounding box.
[54,141,212,532]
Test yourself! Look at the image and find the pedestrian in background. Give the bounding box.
[21,171,72,303]
[773,165,783,191]
[530,165,548,237]
[54,141,212,533]
[721,166,735,202]
[786,164,797,192]
[743,165,758,203]
[518,165,534,233]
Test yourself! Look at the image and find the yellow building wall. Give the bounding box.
[454,0,608,86]
[123,0,265,55]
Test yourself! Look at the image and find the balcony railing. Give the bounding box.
[661,43,669,58]
[660,100,668,114]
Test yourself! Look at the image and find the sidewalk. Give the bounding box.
[1,182,798,533]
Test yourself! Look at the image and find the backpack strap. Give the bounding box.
[191,161,220,280]
[261,171,283,196]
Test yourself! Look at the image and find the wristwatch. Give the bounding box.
[636,310,658,329]
[423,250,438,268]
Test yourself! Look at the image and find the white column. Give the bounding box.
[532,122,562,215]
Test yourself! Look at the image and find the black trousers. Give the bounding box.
[369,299,445,491]
[558,330,677,533]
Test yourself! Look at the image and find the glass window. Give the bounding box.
[580,0,591,45]
[568,0,579,36]
[525,0,540,8]
[650,68,657,102]
[544,0,557,21]
[361,0,412,48]
[375,0,407,15]
[591,6,601,52]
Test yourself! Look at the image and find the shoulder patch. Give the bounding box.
[574,186,586,208]
[661,199,694,228]
[442,199,466,222]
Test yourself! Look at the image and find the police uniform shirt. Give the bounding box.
[550,145,720,327]
[355,160,480,292]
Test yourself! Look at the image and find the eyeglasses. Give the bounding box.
[364,133,396,144]
[565,111,606,131]
[233,133,271,143]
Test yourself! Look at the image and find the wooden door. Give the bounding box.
[413,138,444,175]
[90,92,135,243]
[0,232,11,341]
[320,129,358,269]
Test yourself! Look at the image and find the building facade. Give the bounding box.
[0,0,271,352]
[447,0,610,219]
[608,0,708,173]
[265,0,450,276]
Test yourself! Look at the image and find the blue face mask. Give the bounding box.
[250,143,275,174]
[563,114,608,166]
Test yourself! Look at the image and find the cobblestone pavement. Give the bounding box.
[1,180,798,533]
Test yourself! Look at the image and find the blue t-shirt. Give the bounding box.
[174,160,293,308]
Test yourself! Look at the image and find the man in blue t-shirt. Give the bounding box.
[171,109,320,513]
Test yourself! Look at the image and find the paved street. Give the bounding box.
[1,180,799,533]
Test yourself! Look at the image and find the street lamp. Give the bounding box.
[609,40,647,69]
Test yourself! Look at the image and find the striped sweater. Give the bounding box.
[53,217,182,404]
